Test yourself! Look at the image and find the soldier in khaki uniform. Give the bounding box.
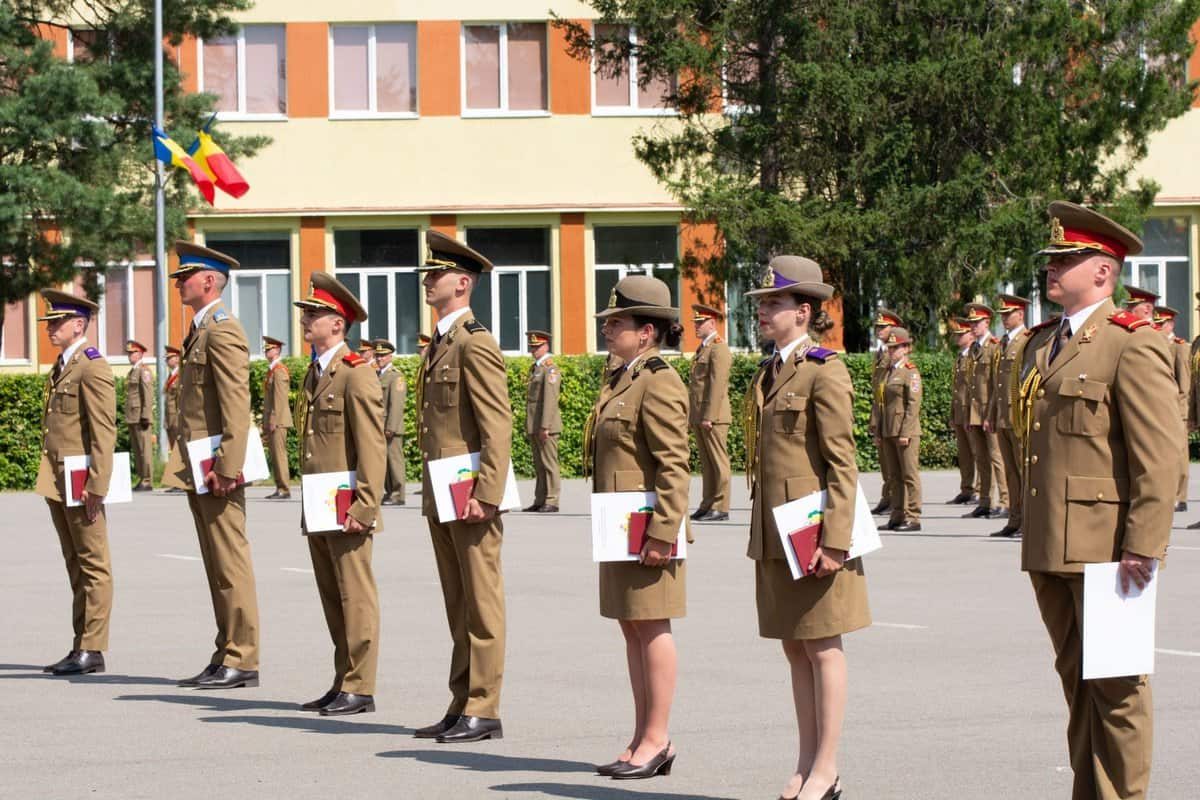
[163,241,262,690]
[413,231,512,744]
[294,273,386,716]
[878,327,922,531]
[35,291,117,676]
[868,309,903,514]
[985,295,1031,537]
[262,335,293,499]
[1023,201,1178,800]
[124,339,154,490]
[947,318,979,504]
[1153,306,1190,511]
[374,339,407,506]
[163,345,185,495]
[522,330,562,513]
[1189,293,1200,529]
[963,304,1009,519]
[687,305,732,522]
[1122,285,1157,321]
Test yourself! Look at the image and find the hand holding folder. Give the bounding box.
[627,511,679,557]
[450,477,477,521]
[69,469,89,504]
[786,524,821,577]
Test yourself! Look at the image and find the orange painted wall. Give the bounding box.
[299,217,326,289]
[1191,20,1200,108]
[823,296,845,351]
[38,24,68,59]
[679,221,723,352]
[559,213,587,354]
[430,214,457,237]
[550,21,591,115]
[418,22,461,117]
[288,23,329,118]
[179,35,198,94]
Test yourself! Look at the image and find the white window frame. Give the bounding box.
[332,267,423,353]
[591,24,676,118]
[328,23,419,121]
[87,260,156,364]
[66,29,113,64]
[225,268,291,360]
[479,265,552,355]
[460,22,551,119]
[197,25,288,122]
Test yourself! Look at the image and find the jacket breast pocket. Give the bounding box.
[317,396,345,433]
[54,385,79,414]
[186,350,209,384]
[614,469,647,492]
[691,360,708,378]
[772,393,808,437]
[1055,378,1109,436]
[784,476,822,501]
[1063,475,1127,562]
[603,405,634,442]
[435,367,459,407]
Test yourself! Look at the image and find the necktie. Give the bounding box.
[1000,333,1010,350]
[761,352,783,396]
[51,359,63,383]
[1049,320,1071,364]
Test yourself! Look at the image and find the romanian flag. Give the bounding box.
[188,115,250,199]
[152,127,215,204]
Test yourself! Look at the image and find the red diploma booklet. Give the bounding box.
[200,456,245,486]
[335,488,354,525]
[788,524,822,577]
[627,511,679,557]
[69,469,89,503]
[450,478,477,520]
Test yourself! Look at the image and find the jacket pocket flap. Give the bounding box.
[1066,475,1129,503]
[773,393,806,412]
[320,396,344,412]
[439,445,470,458]
[784,476,822,501]
[1059,378,1106,402]
[614,470,647,492]
[436,367,460,383]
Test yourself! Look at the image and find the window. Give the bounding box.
[1121,216,1192,340]
[73,262,158,360]
[724,274,758,350]
[68,29,112,64]
[722,39,760,115]
[330,24,417,117]
[200,26,287,118]
[465,228,552,353]
[593,225,679,350]
[462,23,548,115]
[0,299,30,364]
[205,234,292,357]
[593,24,675,115]
[334,229,422,353]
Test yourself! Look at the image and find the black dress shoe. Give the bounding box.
[194,665,259,689]
[610,745,675,779]
[964,505,991,518]
[894,522,922,532]
[44,650,80,673]
[1175,501,1188,512]
[300,688,340,711]
[1188,520,1200,530]
[414,714,461,739]
[178,663,220,687]
[522,503,542,512]
[699,510,729,522]
[436,715,503,743]
[689,508,709,520]
[595,759,631,776]
[537,505,560,513]
[166,487,186,494]
[878,521,897,531]
[990,525,1019,538]
[320,692,375,716]
[871,501,890,514]
[988,506,1009,519]
[52,650,105,675]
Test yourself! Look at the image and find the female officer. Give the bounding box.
[586,275,690,781]
[744,256,870,800]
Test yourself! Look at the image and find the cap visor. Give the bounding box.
[594,305,679,320]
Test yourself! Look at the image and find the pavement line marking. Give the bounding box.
[873,622,928,630]
[280,567,314,574]
[157,554,201,561]
[1156,648,1200,657]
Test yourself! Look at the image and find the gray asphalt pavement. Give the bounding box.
[2,469,1198,799]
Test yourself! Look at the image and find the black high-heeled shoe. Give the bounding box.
[594,758,630,776]
[610,745,674,779]
[777,774,841,800]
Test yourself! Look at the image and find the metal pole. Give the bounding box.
[154,0,168,461]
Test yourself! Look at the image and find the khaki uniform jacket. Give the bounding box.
[124,362,153,424]
[1171,337,1190,421]
[748,343,859,559]
[1022,300,1181,573]
[881,361,922,439]
[263,362,293,429]
[164,369,181,435]
[380,365,406,436]
[164,304,252,487]
[36,344,117,502]
[1190,336,1200,428]
[951,348,971,426]
[987,330,1026,430]
[418,314,513,515]
[868,348,890,435]
[967,336,1000,426]
[688,336,732,426]
[590,351,691,544]
[525,357,562,436]
[301,343,386,531]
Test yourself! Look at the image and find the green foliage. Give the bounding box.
[0,375,46,490]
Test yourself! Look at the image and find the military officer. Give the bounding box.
[163,240,261,690]
[878,327,922,531]
[374,339,407,506]
[985,295,1031,537]
[687,305,732,522]
[522,330,562,513]
[358,341,375,360]
[163,345,185,495]
[948,317,979,504]
[1122,285,1158,321]
[261,335,293,500]
[1189,292,1200,529]
[35,290,117,676]
[1023,201,1178,800]
[293,273,386,716]
[963,304,1009,519]
[413,230,512,744]
[869,309,903,514]
[1153,306,1190,512]
[124,339,154,490]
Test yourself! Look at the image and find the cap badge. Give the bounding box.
[1050,217,1065,245]
[607,287,618,309]
[761,266,775,289]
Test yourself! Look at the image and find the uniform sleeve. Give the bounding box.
[209,326,252,479]
[901,368,922,438]
[463,335,513,506]
[812,360,859,551]
[536,367,560,430]
[641,371,691,544]
[139,367,153,423]
[346,367,386,528]
[273,369,292,426]
[1174,345,1189,419]
[80,363,118,496]
[703,343,732,421]
[385,374,405,434]
[984,349,999,427]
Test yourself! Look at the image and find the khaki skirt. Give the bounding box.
[755,557,870,640]
[599,560,687,621]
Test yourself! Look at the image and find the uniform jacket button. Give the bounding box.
[1030,455,1038,464]
[1097,492,1104,500]
[1033,422,1041,431]
[1030,488,1038,497]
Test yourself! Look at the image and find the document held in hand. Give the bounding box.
[301,470,358,534]
[426,452,521,523]
[590,492,687,563]
[772,482,881,579]
[1082,561,1158,680]
[186,428,269,495]
[62,453,132,507]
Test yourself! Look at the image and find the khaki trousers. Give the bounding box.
[47,499,113,651]
[385,435,406,503]
[952,423,977,494]
[877,434,897,507]
[692,423,730,513]
[966,426,1009,508]
[1030,572,1152,800]
[530,433,561,507]
[1177,428,1188,505]
[308,532,379,694]
[880,437,921,524]
[186,487,260,669]
[428,516,506,719]
[997,427,1024,529]
[268,426,291,492]
[129,422,153,485]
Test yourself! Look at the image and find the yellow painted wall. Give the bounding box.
[234,1,600,23]
[1132,111,1200,203]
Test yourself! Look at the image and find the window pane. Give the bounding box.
[595,24,631,107]
[332,26,370,111]
[103,269,128,357]
[204,36,238,112]
[594,268,620,351]
[1,299,29,360]
[339,272,362,349]
[1141,217,1188,258]
[637,72,675,109]
[653,266,681,310]
[237,275,263,351]
[266,273,291,353]
[1167,261,1191,340]
[132,267,156,352]
[334,229,419,267]
[526,269,551,338]
[244,26,286,114]
[376,24,417,113]
[507,23,547,111]
[72,29,107,63]
[498,272,521,351]
[205,236,290,268]
[466,227,549,266]
[1136,264,1161,296]
[473,272,493,330]
[367,274,390,344]
[465,25,501,109]
[394,272,421,353]
[595,225,677,265]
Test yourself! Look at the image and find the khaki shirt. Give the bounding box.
[881,360,922,439]
[300,343,386,531]
[688,336,732,426]
[967,335,1000,426]
[379,366,406,436]
[124,361,153,424]
[35,344,117,502]
[263,362,293,429]
[951,348,971,427]
[1022,300,1180,573]
[987,330,1026,430]
[526,357,562,436]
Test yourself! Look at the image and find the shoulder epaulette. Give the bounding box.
[1174,336,1187,344]
[544,358,556,368]
[1108,310,1150,331]
[1024,317,1060,336]
[84,347,102,360]
[464,320,487,334]
[342,353,366,367]
[904,361,916,369]
[644,356,669,373]
[714,335,724,344]
[803,347,838,363]
[212,309,229,323]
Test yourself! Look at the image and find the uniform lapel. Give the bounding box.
[313,342,348,399]
[427,314,471,374]
[1039,300,1113,382]
[764,349,800,402]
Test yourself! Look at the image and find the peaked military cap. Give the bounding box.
[417,333,433,347]
[526,330,551,346]
[37,289,99,321]
[964,303,994,322]
[746,255,834,300]
[997,294,1030,313]
[873,308,903,327]
[691,304,725,322]
[294,271,368,324]
[170,241,240,279]
[124,339,147,353]
[263,336,285,350]
[164,344,182,356]
[373,339,396,354]
[1152,305,1179,323]
[1122,286,1159,307]
[884,327,913,346]
[1037,201,1143,261]
[419,230,493,274]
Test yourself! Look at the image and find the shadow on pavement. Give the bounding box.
[0,670,178,686]
[200,713,414,735]
[116,693,304,712]
[0,664,46,671]
[378,749,594,774]
[488,782,739,800]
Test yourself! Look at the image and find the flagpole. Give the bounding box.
[153,0,168,461]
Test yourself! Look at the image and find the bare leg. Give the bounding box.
[780,639,816,799]
[629,619,677,764]
[797,636,847,800]
[615,619,645,763]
